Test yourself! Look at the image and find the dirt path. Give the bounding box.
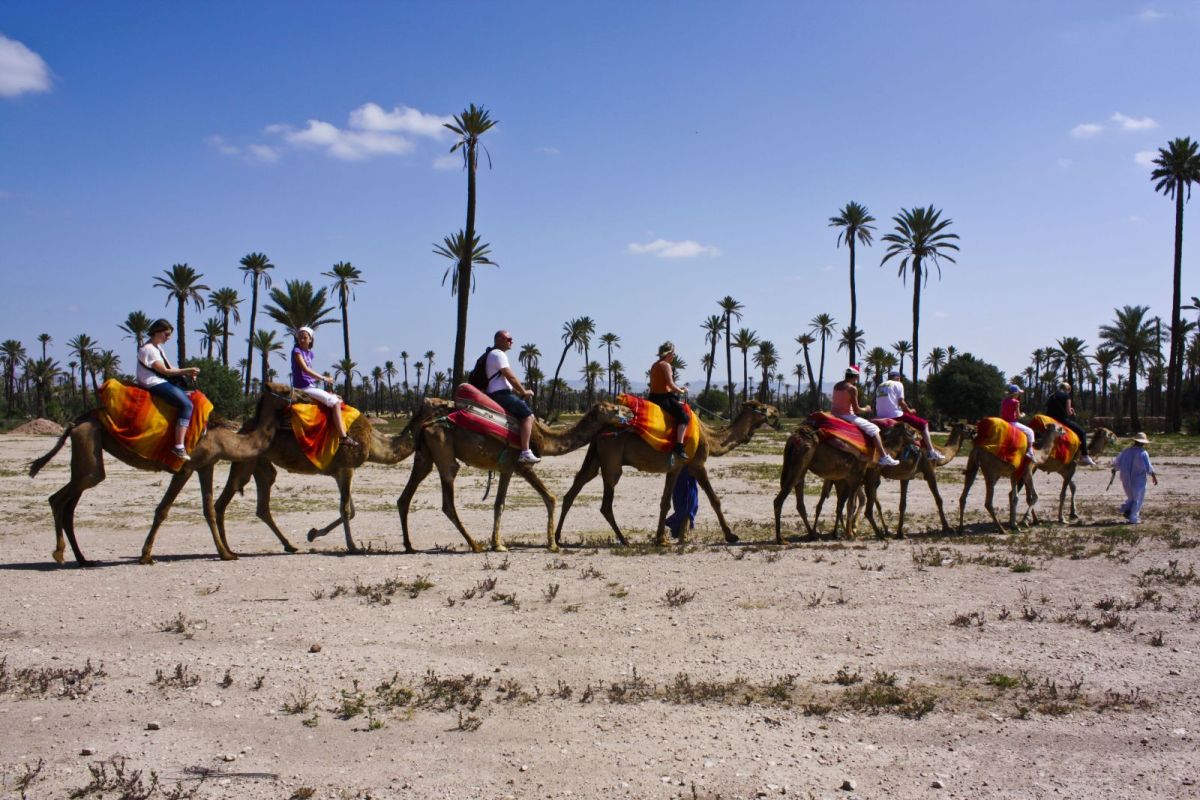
[2,429,1198,799]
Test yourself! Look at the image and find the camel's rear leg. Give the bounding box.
[397,452,435,553]
[195,465,237,560]
[688,463,737,545]
[958,455,979,533]
[305,467,358,550]
[555,444,602,547]
[813,480,835,535]
[653,470,683,547]
[140,467,217,564]
[247,460,299,552]
[773,444,808,544]
[860,475,886,538]
[514,464,557,551]
[432,457,482,553]
[51,429,105,566]
[920,460,952,534]
[597,459,628,547]
[489,471,512,552]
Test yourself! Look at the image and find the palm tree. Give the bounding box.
[67,334,95,405]
[207,287,242,368]
[582,361,604,399]
[1,339,26,409]
[37,333,51,361]
[444,103,498,384]
[333,358,359,394]
[891,340,912,378]
[413,361,424,401]
[547,317,590,417]
[1052,336,1089,397]
[864,346,896,392]
[400,351,411,412]
[837,325,866,365]
[196,316,224,361]
[599,333,620,397]
[92,350,121,381]
[239,252,275,394]
[153,263,209,364]
[795,333,818,409]
[518,343,541,386]
[1150,137,1200,432]
[575,317,597,403]
[322,261,365,398]
[880,205,960,407]
[431,370,447,399]
[718,296,743,413]
[423,351,435,397]
[26,357,59,417]
[733,327,759,404]
[753,340,779,403]
[383,360,397,412]
[1092,348,1119,414]
[700,314,724,398]
[809,313,837,409]
[250,329,284,388]
[1099,305,1158,431]
[923,346,947,377]
[118,311,152,349]
[829,201,876,365]
[263,279,337,334]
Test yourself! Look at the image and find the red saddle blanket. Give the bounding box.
[975,417,1030,477]
[289,401,362,470]
[446,384,523,448]
[614,393,700,457]
[808,412,891,462]
[1029,414,1080,464]
[97,378,213,471]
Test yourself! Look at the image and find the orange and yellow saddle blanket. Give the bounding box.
[807,412,896,463]
[97,378,213,471]
[1029,414,1080,464]
[974,417,1030,477]
[289,401,362,470]
[616,393,700,458]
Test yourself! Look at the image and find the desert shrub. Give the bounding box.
[185,358,252,419]
[927,353,1005,421]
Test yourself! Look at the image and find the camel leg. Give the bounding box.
[1066,476,1077,521]
[489,471,512,552]
[397,451,435,553]
[214,459,253,553]
[555,444,601,548]
[772,452,807,544]
[1024,477,1040,527]
[840,483,857,539]
[958,455,979,534]
[52,429,106,566]
[597,460,628,547]
[247,460,299,553]
[981,476,1008,536]
[304,466,354,544]
[433,458,483,553]
[862,474,886,538]
[689,463,738,545]
[894,479,908,538]
[813,480,834,534]
[140,467,201,564]
[330,470,358,553]
[514,464,557,552]
[921,460,951,534]
[195,465,237,561]
[654,470,683,547]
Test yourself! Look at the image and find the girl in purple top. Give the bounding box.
[292,326,359,448]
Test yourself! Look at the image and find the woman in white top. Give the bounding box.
[136,319,201,461]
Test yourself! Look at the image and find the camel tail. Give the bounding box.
[29,423,74,478]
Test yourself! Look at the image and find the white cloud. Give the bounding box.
[432,153,461,170]
[1056,158,1073,169]
[0,34,51,98]
[207,135,278,164]
[1138,8,1166,21]
[1111,112,1158,131]
[1134,150,1157,167]
[348,103,449,137]
[247,144,280,163]
[933,311,950,319]
[627,239,720,259]
[537,146,561,156]
[1071,122,1104,138]
[373,345,390,354]
[267,103,452,161]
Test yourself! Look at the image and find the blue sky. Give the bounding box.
[2,1,1197,393]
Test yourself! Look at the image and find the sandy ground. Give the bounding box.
[1,426,1198,800]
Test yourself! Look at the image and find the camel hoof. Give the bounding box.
[724,532,740,544]
[306,528,321,542]
[469,542,485,554]
[220,551,239,561]
[283,544,299,554]
[547,543,559,553]
[139,555,155,566]
[51,551,64,565]
[403,546,416,555]
[492,543,509,553]
[76,559,95,569]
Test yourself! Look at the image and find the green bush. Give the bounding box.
[185,358,252,420]
[927,353,1005,421]
[693,388,729,417]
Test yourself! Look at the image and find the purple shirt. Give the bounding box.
[292,347,318,389]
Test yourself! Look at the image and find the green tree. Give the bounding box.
[1099,305,1159,431]
[701,314,724,398]
[809,313,837,409]
[753,340,778,402]
[187,357,248,419]
[67,334,95,405]
[239,252,275,394]
[264,279,337,335]
[891,339,912,378]
[880,205,960,408]
[25,357,59,418]
[837,325,866,366]
[519,343,541,383]
[547,317,590,418]
[924,346,947,377]
[196,316,224,361]
[1150,137,1200,432]
[795,333,818,408]
[423,351,435,397]
[153,263,209,364]
[119,311,152,349]
[599,332,620,397]
[1,339,26,410]
[828,201,876,365]
[444,103,498,384]
[384,360,397,412]
[37,333,51,361]
[733,327,759,404]
[251,329,284,388]
[207,287,242,368]
[718,296,743,413]
[322,261,365,399]
[926,353,1005,421]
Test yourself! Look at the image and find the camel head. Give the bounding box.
[591,401,631,427]
[738,400,781,430]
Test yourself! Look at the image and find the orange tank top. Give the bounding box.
[830,384,853,416]
[649,360,671,393]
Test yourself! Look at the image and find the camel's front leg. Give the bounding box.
[920,459,951,534]
[1066,476,1077,521]
[140,466,198,564]
[196,465,238,561]
[597,459,628,547]
[555,444,601,548]
[434,459,482,553]
[690,463,738,544]
[515,464,557,551]
[894,479,909,539]
[813,480,835,534]
[489,471,512,552]
[958,457,978,533]
[214,458,252,553]
[247,460,299,553]
[396,451,435,553]
[654,470,683,547]
[982,477,1008,536]
[305,467,357,548]
[861,475,886,538]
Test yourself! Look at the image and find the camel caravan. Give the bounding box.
[26,324,1117,567]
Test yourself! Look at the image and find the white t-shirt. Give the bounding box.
[484,349,513,393]
[875,379,905,419]
[136,343,169,388]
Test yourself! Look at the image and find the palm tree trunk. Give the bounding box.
[1129,357,1141,432]
[175,299,187,365]
[741,351,749,402]
[724,318,734,413]
[803,348,816,409]
[704,336,717,397]
[547,345,570,418]
[245,280,259,394]
[220,310,230,368]
[340,294,353,402]
[453,142,477,385]
[816,336,827,411]
[1168,188,1185,432]
[911,259,922,408]
[848,238,858,366]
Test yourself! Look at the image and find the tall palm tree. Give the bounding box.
[67,334,95,405]
[700,314,724,398]
[718,296,743,413]
[733,328,759,404]
[575,317,597,403]
[333,358,359,395]
[1,339,26,409]
[423,351,435,397]
[207,287,242,368]
[891,340,912,378]
[37,333,51,361]
[829,201,876,366]
[1150,137,1200,432]
[322,261,365,398]
[1052,336,1089,396]
[118,311,152,349]
[837,325,867,364]
[753,340,778,403]
[371,366,385,410]
[25,357,59,418]
[196,316,224,361]
[92,349,121,381]
[400,351,411,412]
[1099,305,1158,431]
[263,279,338,335]
[153,263,209,364]
[923,346,947,377]
[250,329,284,388]
[518,343,541,384]
[599,333,620,397]
[383,360,397,412]
[413,361,424,401]
[795,333,818,409]
[239,252,275,394]
[880,205,959,407]
[581,361,604,399]
[547,317,590,418]
[444,103,498,384]
[809,313,837,409]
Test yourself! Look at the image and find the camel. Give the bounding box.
[773,420,916,543]
[553,401,780,548]
[958,423,1063,535]
[211,399,451,556]
[815,422,976,538]
[27,384,294,566]
[1023,427,1116,524]
[397,402,629,553]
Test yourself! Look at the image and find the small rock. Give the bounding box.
[932,779,945,789]
[80,747,97,756]
[146,722,161,731]
[519,765,528,772]
[222,753,237,762]
[841,779,856,791]
[209,699,222,707]
[309,643,322,653]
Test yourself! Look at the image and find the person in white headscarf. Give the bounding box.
[1111,432,1157,524]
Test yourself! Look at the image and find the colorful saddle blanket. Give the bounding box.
[289,401,362,470]
[1029,414,1080,464]
[807,412,891,462]
[97,378,213,471]
[447,383,523,449]
[616,393,700,458]
[975,417,1029,476]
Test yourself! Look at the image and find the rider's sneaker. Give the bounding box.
[1079,455,1096,467]
[878,454,900,467]
[517,450,541,465]
[171,445,190,462]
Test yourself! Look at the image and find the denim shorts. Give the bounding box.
[488,389,533,419]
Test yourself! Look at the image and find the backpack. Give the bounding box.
[468,347,497,393]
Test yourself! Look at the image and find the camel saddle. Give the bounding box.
[614,393,700,458]
[447,383,525,449]
[288,401,363,469]
[1029,414,1080,464]
[97,378,213,471]
[974,416,1030,477]
[807,412,895,463]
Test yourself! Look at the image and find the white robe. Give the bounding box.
[1113,446,1154,523]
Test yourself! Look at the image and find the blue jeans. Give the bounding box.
[488,390,533,419]
[149,382,193,429]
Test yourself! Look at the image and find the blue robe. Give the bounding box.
[1112,445,1154,523]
